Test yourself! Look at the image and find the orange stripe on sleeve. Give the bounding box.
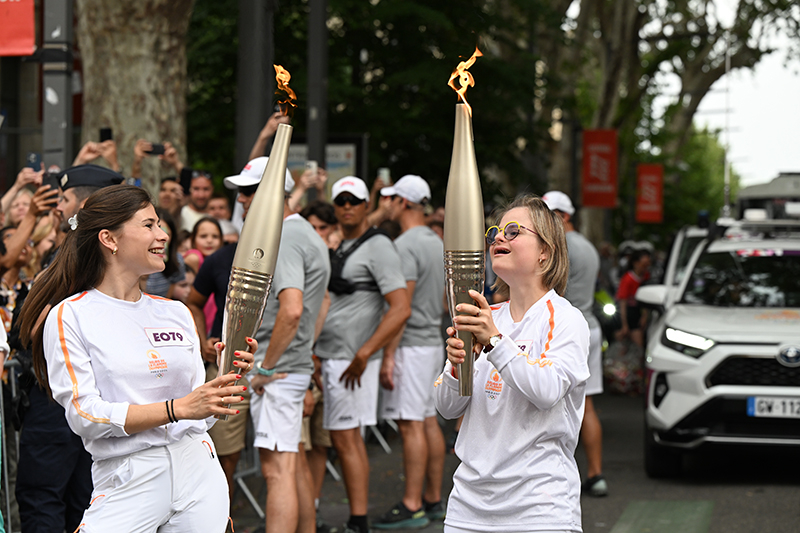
[58,298,110,425]
[540,300,555,358]
[144,293,170,301]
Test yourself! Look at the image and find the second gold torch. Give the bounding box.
[443,103,485,397]
[216,123,293,419]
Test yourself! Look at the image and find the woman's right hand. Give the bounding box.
[173,372,248,420]
[445,326,481,367]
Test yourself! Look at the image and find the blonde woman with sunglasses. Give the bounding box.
[434,194,590,533]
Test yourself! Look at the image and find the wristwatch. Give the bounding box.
[483,333,503,353]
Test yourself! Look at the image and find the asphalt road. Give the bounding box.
[231,393,800,533]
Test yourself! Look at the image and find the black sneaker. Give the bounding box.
[424,500,446,521]
[317,519,339,533]
[582,474,608,497]
[372,502,430,530]
[342,524,369,533]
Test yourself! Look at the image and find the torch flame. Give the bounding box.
[274,64,298,115]
[448,47,483,116]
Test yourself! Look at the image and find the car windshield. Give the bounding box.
[673,235,705,286]
[681,249,800,307]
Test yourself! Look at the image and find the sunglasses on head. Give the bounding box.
[238,184,259,197]
[334,194,366,207]
[485,221,538,246]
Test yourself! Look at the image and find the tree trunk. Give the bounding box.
[76,0,194,194]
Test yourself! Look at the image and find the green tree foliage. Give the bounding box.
[611,125,739,249]
[186,0,549,202]
[186,0,238,182]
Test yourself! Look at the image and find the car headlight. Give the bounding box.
[602,303,617,316]
[661,327,715,358]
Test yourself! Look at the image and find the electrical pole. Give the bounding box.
[42,0,73,171]
[307,0,328,198]
[236,0,275,170]
[722,31,732,218]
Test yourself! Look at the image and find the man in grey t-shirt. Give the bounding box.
[225,157,331,533]
[543,190,607,497]
[374,175,447,529]
[316,176,410,533]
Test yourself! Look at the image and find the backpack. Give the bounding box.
[328,227,388,295]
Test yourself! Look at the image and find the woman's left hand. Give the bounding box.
[452,290,501,347]
[214,337,257,376]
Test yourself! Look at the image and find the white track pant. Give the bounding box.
[77,432,229,533]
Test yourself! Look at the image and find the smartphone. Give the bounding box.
[305,160,318,177]
[378,167,391,184]
[26,152,42,171]
[42,172,62,192]
[99,127,113,142]
[145,143,166,156]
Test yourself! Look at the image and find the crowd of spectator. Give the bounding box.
[0,109,659,533]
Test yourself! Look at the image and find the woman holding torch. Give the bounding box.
[19,184,254,532]
[434,195,590,533]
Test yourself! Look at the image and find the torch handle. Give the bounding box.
[444,251,485,396]
[216,267,273,420]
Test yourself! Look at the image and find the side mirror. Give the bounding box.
[636,285,667,310]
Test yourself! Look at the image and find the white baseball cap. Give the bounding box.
[223,156,295,193]
[331,176,370,201]
[380,174,431,205]
[542,190,575,215]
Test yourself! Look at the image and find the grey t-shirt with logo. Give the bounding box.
[396,225,445,347]
[316,232,406,361]
[564,230,600,330]
[254,215,331,375]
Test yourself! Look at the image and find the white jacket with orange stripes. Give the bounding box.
[434,290,590,532]
[43,289,215,461]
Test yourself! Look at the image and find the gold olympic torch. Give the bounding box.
[216,65,296,419]
[444,47,485,396]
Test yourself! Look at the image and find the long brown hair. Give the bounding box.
[19,185,153,396]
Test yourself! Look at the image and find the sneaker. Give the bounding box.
[342,525,369,533]
[372,502,431,530]
[424,500,446,521]
[582,474,608,497]
[317,519,339,533]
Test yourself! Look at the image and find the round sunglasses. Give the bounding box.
[485,221,538,246]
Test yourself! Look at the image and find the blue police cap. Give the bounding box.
[56,165,125,191]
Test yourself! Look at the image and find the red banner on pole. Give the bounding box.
[0,0,35,57]
[636,164,663,223]
[581,129,618,208]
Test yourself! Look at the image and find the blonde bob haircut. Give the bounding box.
[491,194,569,296]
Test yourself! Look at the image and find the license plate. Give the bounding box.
[747,396,800,418]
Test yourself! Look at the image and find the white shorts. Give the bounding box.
[322,358,381,431]
[250,373,311,452]
[444,524,577,533]
[586,326,603,396]
[79,432,228,533]
[380,345,444,421]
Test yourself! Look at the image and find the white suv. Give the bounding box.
[637,220,800,477]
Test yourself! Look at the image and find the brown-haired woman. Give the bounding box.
[19,184,255,532]
[434,194,590,533]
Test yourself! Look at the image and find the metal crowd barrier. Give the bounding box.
[1,358,21,533]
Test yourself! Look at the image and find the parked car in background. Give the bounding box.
[638,219,800,478]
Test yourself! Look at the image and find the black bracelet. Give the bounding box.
[169,399,178,423]
[165,400,175,423]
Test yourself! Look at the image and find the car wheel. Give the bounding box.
[644,427,682,478]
